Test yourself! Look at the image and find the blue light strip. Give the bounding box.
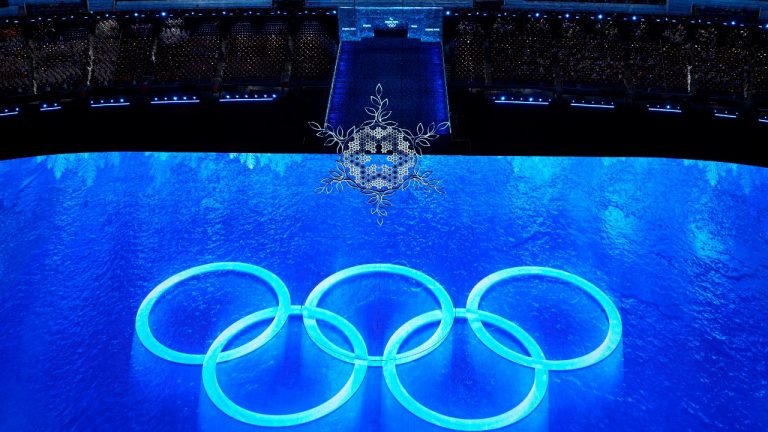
[648,107,681,113]
[714,113,737,119]
[355,6,441,10]
[219,97,274,103]
[92,102,130,108]
[40,106,61,112]
[0,111,19,117]
[432,41,451,132]
[495,100,549,106]
[324,42,344,125]
[759,118,768,124]
[150,100,200,105]
[572,103,614,109]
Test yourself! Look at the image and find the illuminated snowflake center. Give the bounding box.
[311,84,448,225]
[342,125,417,190]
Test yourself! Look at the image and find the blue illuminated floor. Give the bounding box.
[326,39,449,132]
[0,153,767,431]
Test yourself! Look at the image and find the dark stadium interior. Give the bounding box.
[1,3,767,166]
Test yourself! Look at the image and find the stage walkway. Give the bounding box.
[325,37,449,133]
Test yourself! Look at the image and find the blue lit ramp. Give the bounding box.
[326,38,450,135]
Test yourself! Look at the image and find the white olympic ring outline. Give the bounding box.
[135,262,622,431]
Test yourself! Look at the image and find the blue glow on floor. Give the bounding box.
[0,153,767,431]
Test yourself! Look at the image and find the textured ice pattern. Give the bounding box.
[0,153,766,431]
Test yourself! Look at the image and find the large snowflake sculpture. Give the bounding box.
[310,84,449,225]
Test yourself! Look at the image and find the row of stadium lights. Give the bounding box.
[221,94,278,103]
[5,10,764,28]
[6,9,337,24]
[444,11,768,28]
[0,94,278,115]
[0,108,20,117]
[491,96,756,120]
[647,104,682,114]
[713,109,738,119]
[0,103,62,115]
[151,96,200,105]
[153,10,337,18]
[148,94,277,104]
[0,98,760,125]
[493,96,613,109]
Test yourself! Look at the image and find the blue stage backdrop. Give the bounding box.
[0,153,766,431]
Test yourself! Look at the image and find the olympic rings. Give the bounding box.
[303,264,454,365]
[382,309,548,431]
[135,262,291,365]
[466,267,623,371]
[136,263,622,430]
[203,305,368,427]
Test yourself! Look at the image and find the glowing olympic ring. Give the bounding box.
[303,263,454,365]
[135,262,291,365]
[136,263,622,430]
[382,309,548,431]
[466,266,623,371]
[202,305,368,427]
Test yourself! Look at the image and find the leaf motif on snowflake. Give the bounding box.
[311,84,449,225]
